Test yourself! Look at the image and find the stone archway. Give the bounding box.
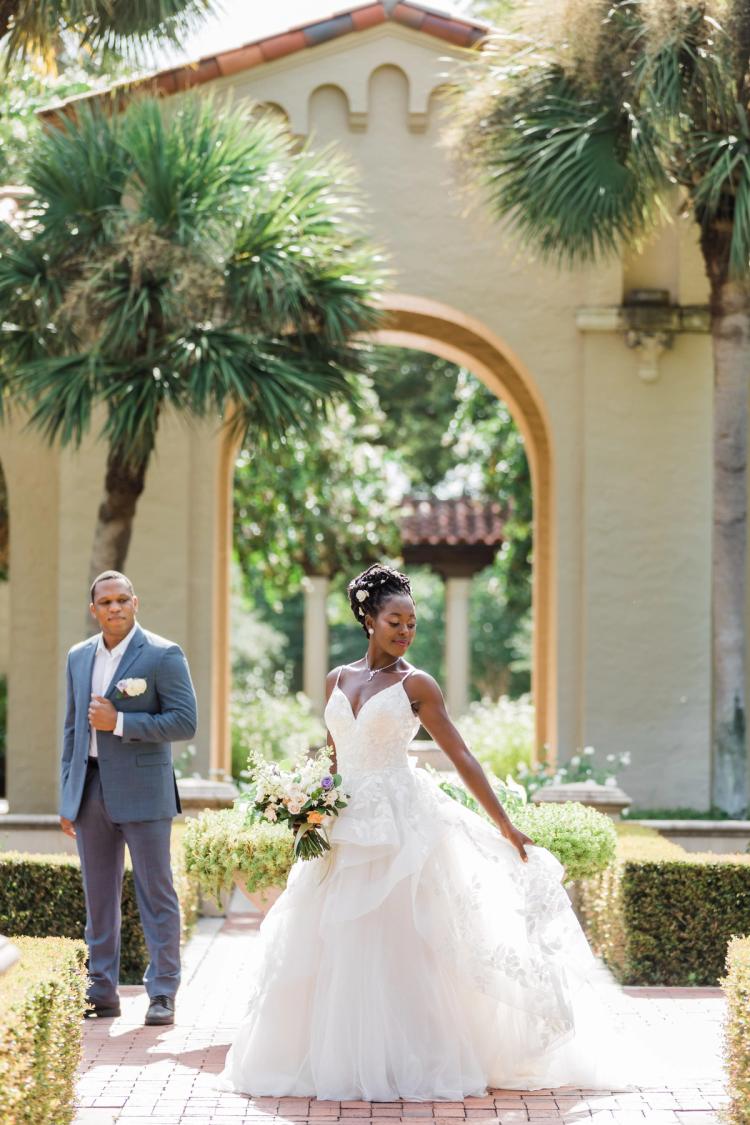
[210,294,555,776]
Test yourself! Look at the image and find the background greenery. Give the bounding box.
[232,347,533,714]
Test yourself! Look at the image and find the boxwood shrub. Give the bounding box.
[0,935,87,1125]
[578,825,750,985]
[723,935,750,1125]
[0,830,198,985]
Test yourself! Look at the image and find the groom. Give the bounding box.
[59,570,197,1025]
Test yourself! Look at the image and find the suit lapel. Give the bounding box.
[105,624,146,699]
[81,638,98,702]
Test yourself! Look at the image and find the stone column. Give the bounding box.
[445,575,471,719]
[303,575,329,715]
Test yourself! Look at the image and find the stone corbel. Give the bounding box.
[576,301,709,384]
[624,329,673,383]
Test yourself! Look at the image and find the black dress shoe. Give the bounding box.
[145,994,175,1026]
[84,1000,121,1019]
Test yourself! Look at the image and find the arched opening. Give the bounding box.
[210,295,555,776]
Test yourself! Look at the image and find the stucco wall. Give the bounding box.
[0,18,718,811]
[207,25,714,807]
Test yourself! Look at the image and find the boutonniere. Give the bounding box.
[115,677,147,699]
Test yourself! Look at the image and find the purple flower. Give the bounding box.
[321,775,334,791]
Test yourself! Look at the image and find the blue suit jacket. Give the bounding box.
[60,623,198,823]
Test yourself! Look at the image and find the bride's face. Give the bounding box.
[370,594,417,656]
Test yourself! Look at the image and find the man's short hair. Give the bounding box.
[90,571,135,603]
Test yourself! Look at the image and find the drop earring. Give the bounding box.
[368,628,374,635]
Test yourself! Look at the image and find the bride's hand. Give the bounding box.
[502,824,534,862]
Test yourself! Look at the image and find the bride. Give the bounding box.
[222,563,645,1100]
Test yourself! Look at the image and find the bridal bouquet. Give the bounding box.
[237,747,348,860]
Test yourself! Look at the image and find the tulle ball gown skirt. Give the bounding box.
[221,762,647,1100]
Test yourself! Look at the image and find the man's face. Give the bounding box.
[90,578,138,641]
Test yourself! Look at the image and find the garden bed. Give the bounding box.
[0,935,87,1125]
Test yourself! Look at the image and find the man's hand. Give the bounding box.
[88,695,117,731]
[60,816,76,839]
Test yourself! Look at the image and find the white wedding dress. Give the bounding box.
[222,670,657,1100]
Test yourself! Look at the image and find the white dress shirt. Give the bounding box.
[89,625,136,757]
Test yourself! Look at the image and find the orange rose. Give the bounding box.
[307,811,325,825]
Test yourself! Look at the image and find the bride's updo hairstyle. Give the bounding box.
[347,563,413,636]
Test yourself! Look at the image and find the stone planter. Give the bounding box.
[177,776,239,817]
[233,875,285,915]
[532,779,632,819]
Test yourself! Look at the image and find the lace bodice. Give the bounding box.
[324,676,420,773]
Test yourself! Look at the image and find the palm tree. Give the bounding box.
[0,95,384,583]
[0,0,211,60]
[456,0,750,815]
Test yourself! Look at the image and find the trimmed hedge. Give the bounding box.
[578,824,750,985]
[0,935,87,1125]
[0,828,198,985]
[723,936,750,1125]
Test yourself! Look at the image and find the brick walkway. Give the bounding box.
[73,902,729,1125]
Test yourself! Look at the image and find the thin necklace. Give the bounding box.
[364,654,401,682]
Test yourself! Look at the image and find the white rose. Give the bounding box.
[117,677,147,697]
[263,805,278,822]
[286,800,303,815]
[356,590,368,602]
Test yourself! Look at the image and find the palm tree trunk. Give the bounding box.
[704,236,750,815]
[88,447,150,585]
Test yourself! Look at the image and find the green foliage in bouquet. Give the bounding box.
[183,808,294,903]
[430,767,617,882]
[237,747,349,861]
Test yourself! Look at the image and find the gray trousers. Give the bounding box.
[75,760,181,1005]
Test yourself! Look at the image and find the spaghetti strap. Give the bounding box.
[401,667,417,683]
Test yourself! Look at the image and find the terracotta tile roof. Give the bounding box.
[40,2,487,118]
[401,496,505,548]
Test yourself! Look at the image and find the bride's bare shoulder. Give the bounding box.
[404,667,443,700]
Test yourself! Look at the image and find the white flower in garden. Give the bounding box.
[569,755,581,766]
[606,753,615,762]
[604,776,617,787]
[620,752,632,765]
[583,746,595,756]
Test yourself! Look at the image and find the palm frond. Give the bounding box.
[9,352,107,446]
[634,4,735,132]
[471,66,668,264]
[227,144,386,341]
[4,0,212,60]
[164,326,363,446]
[122,96,290,248]
[687,115,750,275]
[25,103,127,245]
